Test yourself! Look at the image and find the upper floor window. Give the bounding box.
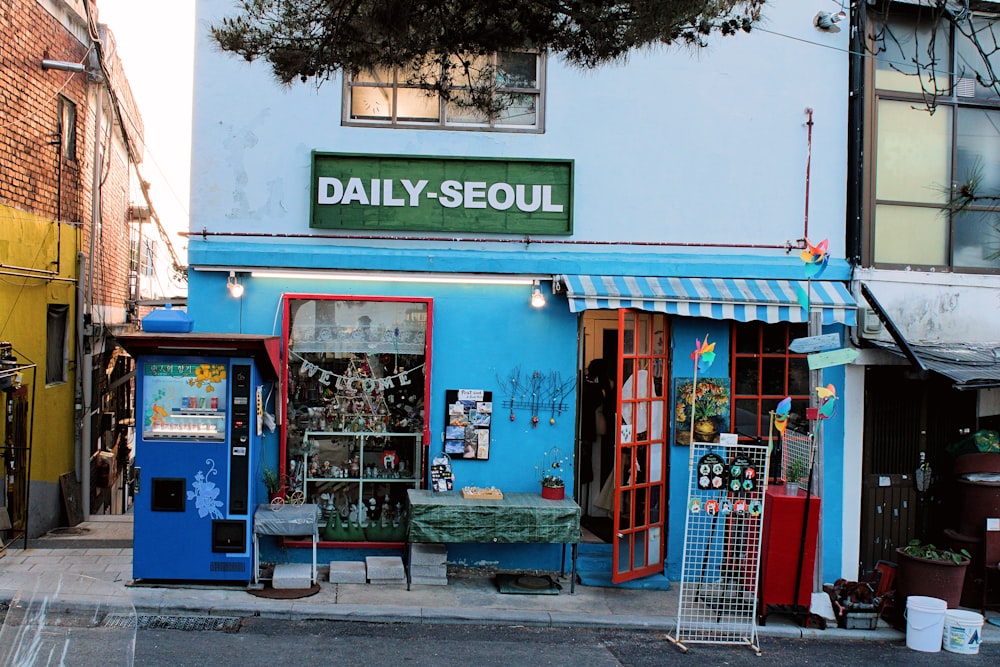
[344,51,544,132]
[58,96,77,163]
[870,10,1000,272]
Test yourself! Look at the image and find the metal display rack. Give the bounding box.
[667,438,770,655]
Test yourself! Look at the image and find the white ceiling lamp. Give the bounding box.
[531,281,546,308]
[227,271,244,298]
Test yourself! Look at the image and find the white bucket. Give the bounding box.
[905,596,947,652]
[943,609,984,655]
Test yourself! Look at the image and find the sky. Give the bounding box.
[96,0,196,296]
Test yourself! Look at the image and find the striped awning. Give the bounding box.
[556,275,857,325]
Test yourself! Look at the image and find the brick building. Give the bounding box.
[1,0,157,538]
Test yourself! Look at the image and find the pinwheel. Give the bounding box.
[691,335,716,374]
[815,383,838,419]
[774,396,791,434]
[800,237,829,279]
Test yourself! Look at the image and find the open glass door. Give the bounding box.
[613,310,669,583]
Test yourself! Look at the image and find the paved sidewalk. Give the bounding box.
[1,517,989,646]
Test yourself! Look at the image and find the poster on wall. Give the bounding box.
[673,377,731,446]
[444,389,492,460]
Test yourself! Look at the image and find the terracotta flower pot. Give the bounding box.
[895,546,969,609]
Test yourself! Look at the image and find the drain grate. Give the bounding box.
[103,614,241,633]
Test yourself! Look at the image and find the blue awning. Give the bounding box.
[556,275,857,326]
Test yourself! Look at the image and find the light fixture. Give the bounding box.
[530,281,546,308]
[814,10,847,32]
[227,271,244,298]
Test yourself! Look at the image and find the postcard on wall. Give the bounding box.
[444,389,492,461]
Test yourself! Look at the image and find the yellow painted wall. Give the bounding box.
[0,204,79,481]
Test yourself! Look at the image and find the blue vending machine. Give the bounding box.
[121,334,279,583]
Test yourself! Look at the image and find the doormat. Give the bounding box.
[576,542,671,591]
[495,573,560,595]
[246,583,321,599]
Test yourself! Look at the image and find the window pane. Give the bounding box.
[449,52,491,84]
[46,305,68,384]
[496,93,537,126]
[788,358,810,396]
[956,18,1000,102]
[876,100,951,204]
[734,357,758,395]
[354,66,393,84]
[761,326,787,354]
[497,51,537,88]
[874,12,950,94]
[956,107,1000,193]
[350,86,392,119]
[734,398,762,437]
[761,358,786,395]
[953,209,1000,269]
[395,87,440,122]
[874,204,948,265]
[734,323,759,354]
[446,91,489,124]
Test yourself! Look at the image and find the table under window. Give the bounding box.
[406,489,581,593]
[252,503,319,586]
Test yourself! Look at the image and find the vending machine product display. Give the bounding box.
[121,334,280,583]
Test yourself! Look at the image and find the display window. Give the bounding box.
[281,295,432,543]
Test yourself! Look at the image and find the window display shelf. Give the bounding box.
[300,430,422,543]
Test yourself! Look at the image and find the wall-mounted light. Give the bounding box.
[814,10,846,32]
[227,271,244,298]
[530,281,546,308]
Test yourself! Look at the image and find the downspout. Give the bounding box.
[80,81,103,521]
[847,3,865,269]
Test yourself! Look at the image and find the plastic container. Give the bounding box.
[141,304,194,333]
[905,596,946,652]
[943,609,984,655]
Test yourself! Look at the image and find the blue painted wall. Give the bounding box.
[191,270,579,570]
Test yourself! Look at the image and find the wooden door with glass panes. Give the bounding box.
[281,295,431,544]
[613,310,669,583]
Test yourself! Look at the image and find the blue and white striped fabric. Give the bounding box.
[557,275,857,325]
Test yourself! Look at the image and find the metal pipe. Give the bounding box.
[182,229,801,251]
[0,268,76,284]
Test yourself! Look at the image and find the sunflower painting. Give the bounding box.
[673,377,731,446]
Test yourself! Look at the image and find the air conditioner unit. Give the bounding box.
[859,307,883,339]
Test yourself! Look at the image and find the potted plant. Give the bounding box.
[263,467,286,503]
[540,474,566,500]
[895,539,971,610]
[536,446,570,500]
[785,456,808,496]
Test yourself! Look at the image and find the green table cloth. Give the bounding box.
[407,490,581,544]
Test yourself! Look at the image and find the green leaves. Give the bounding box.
[209,0,766,117]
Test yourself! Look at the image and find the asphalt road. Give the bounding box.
[132,618,997,666]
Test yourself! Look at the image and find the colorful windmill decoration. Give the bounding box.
[691,335,716,374]
[796,237,830,311]
[800,238,829,278]
[814,383,838,420]
[774,396,792,434]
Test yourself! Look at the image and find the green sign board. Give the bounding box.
[310,153,573,235]
[807,348,859,370]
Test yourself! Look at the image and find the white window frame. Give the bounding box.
[343,50,545,133]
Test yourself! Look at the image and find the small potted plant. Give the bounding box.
[263,467,286,503]
[536,446,570,500]
[785,456,808,495]
[895,539,971,610]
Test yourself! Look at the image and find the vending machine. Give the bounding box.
[121,333,279,583]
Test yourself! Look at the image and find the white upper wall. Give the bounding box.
[191,0,849,256]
